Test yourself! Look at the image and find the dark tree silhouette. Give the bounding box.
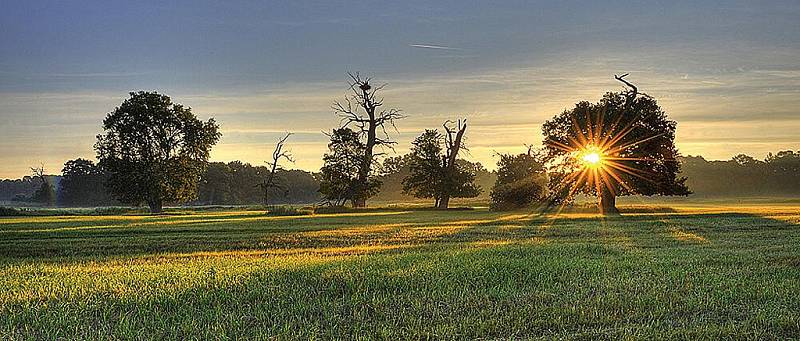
[332,73,403,207]
[437,119,475,208]
[257,133,294,206]
[197,162,320,205]
[319,128,381,206]
[542,75,689,215]
[29,165,55,206]
[95,91,221,213]
[490,147,547,211]
[59,158,114,207]
[403,120,481,208]
[679,150,800,197]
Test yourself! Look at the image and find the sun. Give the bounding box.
[578,147,604,168]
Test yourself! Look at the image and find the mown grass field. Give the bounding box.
[1,203,799,339]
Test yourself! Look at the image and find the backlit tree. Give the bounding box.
[542,75,690,215]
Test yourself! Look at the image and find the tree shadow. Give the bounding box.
[3,211,799,339]
[2,209,797,265]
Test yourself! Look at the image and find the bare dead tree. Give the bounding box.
[258,132,294,206]
[438,119,468,209]
[30,164,46,182]
[332,72,404,207]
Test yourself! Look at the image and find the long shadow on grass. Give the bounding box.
[2,228,799,339]
[1,210,797,265]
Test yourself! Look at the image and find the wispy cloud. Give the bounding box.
[47,72,151,78]
[409,43,461,51]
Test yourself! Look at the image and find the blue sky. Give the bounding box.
[1,0,799,177]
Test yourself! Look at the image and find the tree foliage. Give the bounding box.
[402,126,481,208]
[681,151,800,196]
[542,76,689,214]
[197,161,320,205]
[95,91,220,213]
[29,166,55,206]
[332,73,403,207]
[490,150,547,211]
[319,128,381,206]
[58,158,115,207]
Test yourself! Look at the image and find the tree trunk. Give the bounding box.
[599,190,619,216]
[352,197,366,208]
[437,196,450,209]
[148,199,163,214]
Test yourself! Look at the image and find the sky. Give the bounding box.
[1,0,799,178]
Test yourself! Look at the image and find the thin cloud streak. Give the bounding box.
[410,44,462,51]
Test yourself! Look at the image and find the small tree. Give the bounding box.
[332,73,403,207]
[30,165,55,206]
[542,75,689,215]
[402,130,445,204]
[403,120,481,208]
[95,91,221,213]
[319,128,381,206]
[257,133,294,206]
[490,147,547,211]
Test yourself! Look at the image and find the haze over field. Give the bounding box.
[2,1,800,178]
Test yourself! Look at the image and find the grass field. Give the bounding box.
[1,203,799,339]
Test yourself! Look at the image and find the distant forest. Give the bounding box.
[1,150,798,207]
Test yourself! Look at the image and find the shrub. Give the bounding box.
[0,207,23,216]
[490,177,546,211]
[266,205,313,216]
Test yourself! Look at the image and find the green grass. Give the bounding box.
[1,204,799,339]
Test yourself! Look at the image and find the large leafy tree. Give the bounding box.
[542,75,689,214]
[490,149,547,211]
[403,120,481,208]
[95,91,221,213]
[319,128,381,206]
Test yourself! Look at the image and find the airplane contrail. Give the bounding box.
[410,44,461,51]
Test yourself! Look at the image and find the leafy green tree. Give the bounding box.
[490,150,547,211]
[319,128,380,206]
[402,130,444,202]
[95,91,221,213]
[542,75,689,214]
[59,158,115,207]
[403,121,481,208]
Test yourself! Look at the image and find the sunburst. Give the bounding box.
[545,103,666,213]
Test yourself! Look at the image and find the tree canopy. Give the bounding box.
[95,91,220,213]
[490,150,547,211]
[58,158,115,207]
[542,76,689,214]
[319,128,381,206]
[403,123,481,208]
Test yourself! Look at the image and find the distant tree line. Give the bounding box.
[198,161,320,205]
[3,150,799,208]
[680,151,800,197]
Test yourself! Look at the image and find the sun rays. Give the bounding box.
[544,102,667,212]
